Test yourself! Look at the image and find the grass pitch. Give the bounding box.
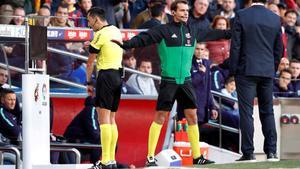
[195,160,300,169]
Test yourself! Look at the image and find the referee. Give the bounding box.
[86,7,123,169]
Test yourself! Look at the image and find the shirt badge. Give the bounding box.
[185,33,191,38]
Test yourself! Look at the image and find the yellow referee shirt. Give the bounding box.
[90,25,123,70]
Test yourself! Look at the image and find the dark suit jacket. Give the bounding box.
[229,5,283,78]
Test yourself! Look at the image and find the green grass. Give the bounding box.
[194,160,300,169]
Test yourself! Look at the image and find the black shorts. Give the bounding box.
[156,80,197,111]
[95,69,122,112]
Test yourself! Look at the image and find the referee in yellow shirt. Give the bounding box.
[86,7,123,169]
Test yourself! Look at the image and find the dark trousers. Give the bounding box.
[235,75,277,155]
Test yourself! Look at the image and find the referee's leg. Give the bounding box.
[97,108,112,165]
[147,111,168,158]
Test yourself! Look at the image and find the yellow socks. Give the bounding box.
[147,122,162,157]
[110,124,118,161]
[100,124,111,164]
[187,124,201,159]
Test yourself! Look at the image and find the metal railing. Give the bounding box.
[50,148,81,164]
[0,143,92,165]
[209,90,240,152]
[0,63,86,89]
[0,146,21,169]
[48,47,162,81]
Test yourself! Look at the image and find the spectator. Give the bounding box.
[289,59,300,96]
[216,77,238,134]
[210,63,230,92]
[188,0,210,30]
[51,2,86,54]
[296,0,300,20]
[0,3,13,24]
[284,9,298,59]
[0,89,21,144]
[122,51,142,95]
[178,42,218,124]
[91,0,121,26]
[268,3,288,59]
[47,43,76,84]
[269,0,280,5]
[63,0,83,27]
[0,68,9,91]
[138,4,165,29]
[273,69,294,97]
[221,76,237,99]
[219,76,238,111]
[50,3,75,27]
[284,9,297,29]
[292,21,300,60]
[36,4,51,26]
[276,57,290,77]
[268,3,280,16]
[0,68,21,123]
[123,50,137,70]
[193,42,208,60]
[50,0,62,15]
[63,96,100,164]
[277,3,287,19]
[207,0,223,21]
[206,15,231,64]
[290,59,300,80]
[48,3,79,84]
[128,0,148,23]
[165,0,173,21]
[126,60,158,95]
[9,7,25,25]
[122,50,137,81]
[131,0,167,29]
[242,0,252,8]
[210,0,236,23]
[115,0,131,28]
[77,0,92,27]
[2,7,26,86]
[219,76,239,150]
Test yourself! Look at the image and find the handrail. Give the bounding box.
[211,90,238,102]
[48,46,161,81]
[210,90,240,151]
[0,63,86,89]
[48,47,88,62]
[0,146,21,169]
[50,142,101,149]
[50,147,81,164]
[207,121,239,134]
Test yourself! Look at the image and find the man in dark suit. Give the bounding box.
[229,0,283,162]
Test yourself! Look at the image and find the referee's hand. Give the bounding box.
[87,85,94,96]
[111,39,125,49]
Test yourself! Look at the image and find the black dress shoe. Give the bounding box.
[236,154,256,162]
[267,153,279,162]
